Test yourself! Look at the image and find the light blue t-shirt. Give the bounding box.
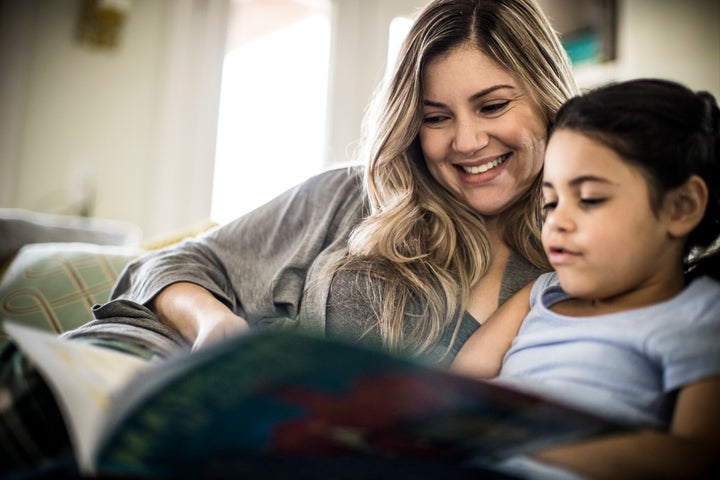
[500,272,720,429]
[490,272,720,479]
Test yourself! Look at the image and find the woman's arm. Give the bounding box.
[99,168,364,350]
[450,281,534,378]
[533,376,720,480]
[151,282,249,351]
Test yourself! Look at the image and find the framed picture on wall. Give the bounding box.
[539,0,617,67]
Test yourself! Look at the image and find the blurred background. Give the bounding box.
[1,0,718,240]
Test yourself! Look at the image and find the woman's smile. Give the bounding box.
[454,152,511,180]
[419,43,547,216]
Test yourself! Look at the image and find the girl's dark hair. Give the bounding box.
[552,78,720,280]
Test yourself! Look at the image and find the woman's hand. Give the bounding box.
[192,310,249,351]
[151,282,249,351]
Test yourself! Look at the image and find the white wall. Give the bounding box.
[0,0,228,239]
[1,0,718,240]
[571,0,720,97]
[615,0,719,97]
[324,0,427,167]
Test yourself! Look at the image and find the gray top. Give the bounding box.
[66,167,543,363]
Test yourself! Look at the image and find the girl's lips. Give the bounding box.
[546,246,580,265]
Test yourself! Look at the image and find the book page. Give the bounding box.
[4,322,149,474]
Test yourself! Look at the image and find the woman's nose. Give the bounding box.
[452,119,489,155]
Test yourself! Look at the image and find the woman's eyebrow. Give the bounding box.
[469,84,515,102]
[423,84,516,107]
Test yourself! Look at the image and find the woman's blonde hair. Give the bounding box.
[335,0,578,355]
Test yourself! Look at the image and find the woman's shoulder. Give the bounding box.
[499,252,548,305]
[290,166,365,215]
[228,166,366,231]
[303,166,364,194]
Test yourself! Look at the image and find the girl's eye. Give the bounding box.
[541,201,557,212]
[481,100,510,114]
[540,201,556,220]
[580,197,606,207]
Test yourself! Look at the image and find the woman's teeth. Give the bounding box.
[461,154,508,174]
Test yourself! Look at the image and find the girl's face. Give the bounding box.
[541,129,682,307]
[419,43,547,218]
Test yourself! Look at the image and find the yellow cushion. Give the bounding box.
[139,219,218,250]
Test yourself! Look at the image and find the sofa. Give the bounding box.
[0,209,147,346]
[0,209,227,477]
[0,208,215,348]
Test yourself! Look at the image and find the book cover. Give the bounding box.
[4,322,626,477]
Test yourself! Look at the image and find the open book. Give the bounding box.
[5,321,626,477]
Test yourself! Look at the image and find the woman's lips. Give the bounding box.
[458,153,510,174]
[454,153,510,183]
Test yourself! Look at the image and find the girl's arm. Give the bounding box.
[533,376,720,479]
[450,281,534,378]
[152,282,249,351]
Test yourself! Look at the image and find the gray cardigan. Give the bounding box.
[66,167,542,363]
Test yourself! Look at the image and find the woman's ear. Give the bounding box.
[663,175,709,238]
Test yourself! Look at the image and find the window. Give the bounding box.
[386,16,413,78]
[211,0,331,224]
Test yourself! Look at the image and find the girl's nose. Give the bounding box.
[452,119,489,155]
[544,204,575,233]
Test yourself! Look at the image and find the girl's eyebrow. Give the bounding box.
[423,84,516,108]
[542,175,617,189]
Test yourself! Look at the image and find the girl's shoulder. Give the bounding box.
[682,275,720,313]
[529,272,560,306]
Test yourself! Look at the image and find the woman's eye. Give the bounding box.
[481,101,509,114]
[422,115,449,126]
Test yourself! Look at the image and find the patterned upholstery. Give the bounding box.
[0,243,140,344]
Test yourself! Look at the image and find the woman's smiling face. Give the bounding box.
[419,43,548,217]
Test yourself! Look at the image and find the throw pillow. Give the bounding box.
[0,243,141,345]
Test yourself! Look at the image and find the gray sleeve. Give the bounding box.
[105,167,365,327]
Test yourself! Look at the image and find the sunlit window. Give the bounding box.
[386,16,413,78]
[211,2,330,224]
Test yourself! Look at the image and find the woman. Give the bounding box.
[2,0,576,473]
[73,0,578,364]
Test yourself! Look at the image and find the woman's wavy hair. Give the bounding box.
[552,78,720,281]
[334,0,578,355]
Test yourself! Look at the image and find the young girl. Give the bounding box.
[452,78,720,480]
